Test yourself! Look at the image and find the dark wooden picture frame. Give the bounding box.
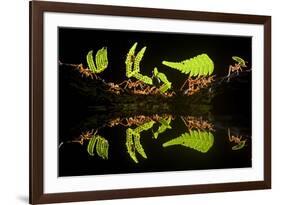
[30,1,271,204]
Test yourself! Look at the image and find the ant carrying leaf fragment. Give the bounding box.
[227,56,248,82]
[227,128,247,150]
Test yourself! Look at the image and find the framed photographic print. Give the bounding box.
[29,0,271,204]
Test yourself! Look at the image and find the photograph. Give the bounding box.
[58,27,252,177]
[29,2,271,203]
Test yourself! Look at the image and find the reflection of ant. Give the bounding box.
[181,116,214,131]
[72,129,97,145]
[228,128,247,150]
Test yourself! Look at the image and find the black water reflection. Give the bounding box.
[59,114,251,177]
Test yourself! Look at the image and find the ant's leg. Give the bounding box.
[180,78,189,91]
[227,66,233,82]
[228,128,232,141]
[119,79,130,89]
[227,66,232,77]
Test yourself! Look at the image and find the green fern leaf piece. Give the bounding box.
[153,67,172,93]
[197,57,205,76]
[198,55,209,76]
[162,54,214,77]
[133,72,153,85]
[232,140,246,150]
[153,116,172,139]
[159,83,171,93]
[162,130,214,153]
[133,46,146,74]
[134,120,155,133]
[125,42,155,85]
[95,47,108,73]
[86,48,108,74]
[86,50,97,73]
[232,56,247,67]
[191,57,200,76]
[125,121,155,163]
[134,133,147,159]
[101,138,109,159]
[87,135,109,159]
[87,135,98,156]
[126,128,139,163]
[125,43,138,78]
[182,60,191,74]
[96,136,109,159]
[162,61,185,72]
[96,138,103,157]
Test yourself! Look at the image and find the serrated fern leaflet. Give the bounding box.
[153,116,172,139]
[163,130,214,153]
[125,42,153,85]
[86,47,108,73]
[87,134,109,159]
[153,67,172,93]
[232,56,247,67]
[162,54,214,77]
[125,121,155,163]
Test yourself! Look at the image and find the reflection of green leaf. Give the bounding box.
[134,121,155,133]
[162,54,214,77]
[87,135,109,159]
[134,133,147,159]
[126,128,138,163]
[232,140,246,150]
[153,116,172,139]
[125,120,155,163]
[96,137,109,159]
[163,130,214,153]
[87,135,98,156]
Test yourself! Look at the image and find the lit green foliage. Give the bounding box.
[125,42,138,77]
[132,73,153,85]
[153,116,172,139]
[125,121,155,163]
[162,130,214,153]
[153,67,172,93]
[125,43,153,85]
[86,47,108,73]
[95,47,108,72]
[134,47,146,74]
[162,54,214,77]
[87,134,109,159]
[232,56,247,67]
